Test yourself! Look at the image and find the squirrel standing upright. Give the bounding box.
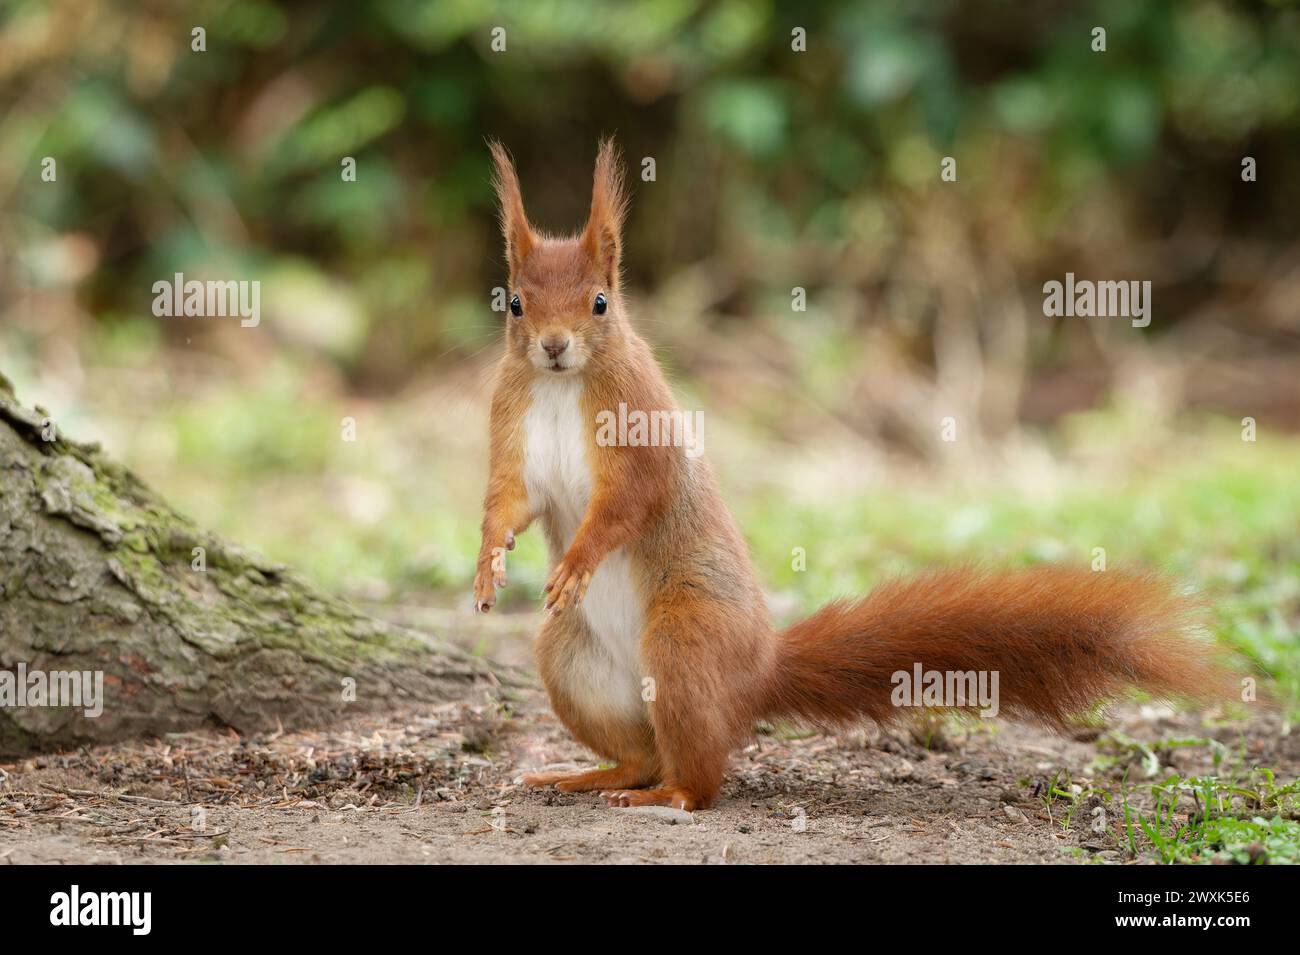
[473,138,1222,812]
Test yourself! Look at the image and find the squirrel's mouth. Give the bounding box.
[532,346,581,374]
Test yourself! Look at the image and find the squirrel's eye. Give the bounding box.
[509,295,522,317]
[593,292,607,316]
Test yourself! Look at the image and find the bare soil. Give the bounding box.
[2,613,1294,865]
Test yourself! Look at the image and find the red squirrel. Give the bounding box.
[473,138,1223,812]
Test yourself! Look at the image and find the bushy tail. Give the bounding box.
[763,566,1229,727]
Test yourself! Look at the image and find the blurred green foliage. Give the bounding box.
[3,0,1298,384]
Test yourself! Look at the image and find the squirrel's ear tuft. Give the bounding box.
[580,137,627,289]
[488,140,536,278]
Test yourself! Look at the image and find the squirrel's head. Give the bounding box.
[489,138,628,377]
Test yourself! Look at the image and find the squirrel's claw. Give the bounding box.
[473,586,494,612]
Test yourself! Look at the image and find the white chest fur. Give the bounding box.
[522,377,646,719]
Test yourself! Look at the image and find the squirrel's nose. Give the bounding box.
[542,337,570,359]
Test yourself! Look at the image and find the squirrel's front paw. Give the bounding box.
[472,566,497,613]
[543,557,594,614]
[473,533,514,613]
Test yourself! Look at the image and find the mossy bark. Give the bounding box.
[0,375,510,756]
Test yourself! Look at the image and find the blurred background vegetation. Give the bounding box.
[1,0,1298,699]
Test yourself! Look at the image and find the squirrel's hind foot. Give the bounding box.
[600,786,703,812]
[522,763,655,793]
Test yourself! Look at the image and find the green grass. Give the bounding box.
[1120,772,1300,865]
[1038,733,1300,863]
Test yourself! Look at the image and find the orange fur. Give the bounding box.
[476,139,1230,812]
[763,566,1228,728]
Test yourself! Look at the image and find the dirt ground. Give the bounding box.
[1,613,1295,865]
